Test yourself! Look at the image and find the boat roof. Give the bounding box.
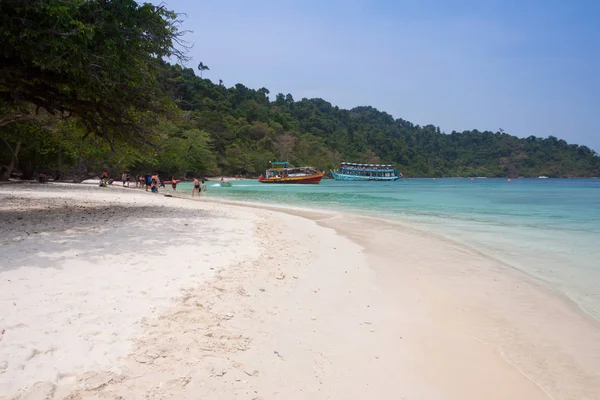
[268,166,314,170]
[341,162,395,168]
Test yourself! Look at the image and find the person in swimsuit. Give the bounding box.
[192,177,200,197]
[101,171,109,187]
[151,174,159,193]
[171,176,177,192]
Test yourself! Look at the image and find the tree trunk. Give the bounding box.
[55,129,63,181]
[56,141,62,180]
[2,140,21,181]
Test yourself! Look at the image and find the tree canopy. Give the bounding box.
[146,64,600,178]
[0,0,185,145]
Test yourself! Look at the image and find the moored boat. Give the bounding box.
[219,178,233,187]
[258,161,324,184]
[330,162,401,181]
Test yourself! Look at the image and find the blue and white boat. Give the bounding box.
[330,162,401,181]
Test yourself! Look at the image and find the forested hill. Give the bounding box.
[160,64,600,178]
[3,62,600,179]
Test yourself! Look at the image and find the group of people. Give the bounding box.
[100,171,207,197]
[136,174,174,193]
[143,174,163,193]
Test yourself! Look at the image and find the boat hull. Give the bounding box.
[258,173,323,184]
[330,171,399,181]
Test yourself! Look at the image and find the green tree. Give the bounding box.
[197,62,210,78]
[0,0,185,146]
[273,133,296,161]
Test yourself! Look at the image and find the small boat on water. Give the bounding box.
[538,176,549,179]
[219,178,232,187]
[331,162,401,181]
[258,161,324,184]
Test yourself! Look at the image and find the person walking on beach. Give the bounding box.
[200,180,207,196]
[121,172,127,187]
[192,177,200,197]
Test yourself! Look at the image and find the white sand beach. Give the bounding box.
[1,183,599,399]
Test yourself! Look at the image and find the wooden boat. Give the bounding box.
[258,161,324,184]
[330,162,400,181]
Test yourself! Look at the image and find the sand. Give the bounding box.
[0,183,598,399]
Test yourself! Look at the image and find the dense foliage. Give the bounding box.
[1,0,185,140]
[0,0,185,179]
[1,2,599,179]
[144,64,600,178]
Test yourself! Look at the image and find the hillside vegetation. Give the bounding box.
[157,64,600,178]
[1,1,598,180]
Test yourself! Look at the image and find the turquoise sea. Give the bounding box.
[182,178,600,319]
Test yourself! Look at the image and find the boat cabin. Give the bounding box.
[339,163,398,178]
[265,162,319,179]
[259,161,324,184]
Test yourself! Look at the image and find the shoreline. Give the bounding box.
[163,184,600,398]
[186,181,600,323]
[193,193,600,399]
[173,186,600,325]
[1,183,599,398]
[316,213,600,399]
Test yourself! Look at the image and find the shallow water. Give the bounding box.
[182,178,600,319]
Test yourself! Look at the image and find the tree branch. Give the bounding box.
[0,114,35,127]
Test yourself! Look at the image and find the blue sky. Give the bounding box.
[159,0,600,151]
